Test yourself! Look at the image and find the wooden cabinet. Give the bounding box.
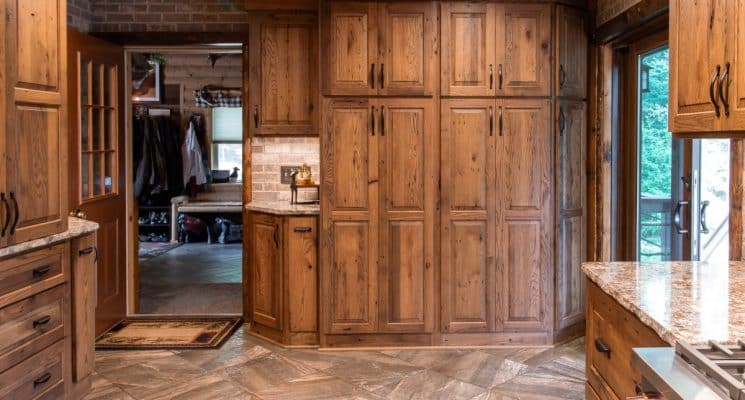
[727,0,745,129]
[70,234,97,398]
[586,280,668,399]
[495,99,552,333]
[249,13,318,136]
[0,0,68,246]
[321,98,436,339]
[440,99,496,333]
[322,1,437,96]
[441,2,551,97]
[556,100,586,334]
[556,6,588,98]
[247,212,319,346]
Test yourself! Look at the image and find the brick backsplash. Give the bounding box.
[68,0,94,32]
[251,137,320,202]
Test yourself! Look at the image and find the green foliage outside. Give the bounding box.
[639,48,671,198]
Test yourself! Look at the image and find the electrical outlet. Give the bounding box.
[280,165,301,184]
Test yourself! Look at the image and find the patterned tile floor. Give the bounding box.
[84,327,586,400]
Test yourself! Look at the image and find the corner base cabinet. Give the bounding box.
[246,211,319,347]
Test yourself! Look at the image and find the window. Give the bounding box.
[212,107,243,174]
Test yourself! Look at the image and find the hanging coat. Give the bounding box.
[182,120,207,186]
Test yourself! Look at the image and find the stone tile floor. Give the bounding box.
[84,327,586,400]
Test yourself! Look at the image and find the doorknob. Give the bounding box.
[69,208,87,219]
[673,201,689,235]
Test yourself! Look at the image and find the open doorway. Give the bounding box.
[126,46,245,315]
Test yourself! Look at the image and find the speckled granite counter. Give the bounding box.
[245,201,320,216]
[582,261,745,346]
[0,217,99,259]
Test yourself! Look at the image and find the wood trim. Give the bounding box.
[593,0,668,44]
[731,139,745,260]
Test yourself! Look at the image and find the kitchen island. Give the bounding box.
[582,261,745,399]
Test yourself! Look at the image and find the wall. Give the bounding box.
[89,0,251,32]
[68,0,94,32]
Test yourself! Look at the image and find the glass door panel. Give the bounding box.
[696,139,730,262]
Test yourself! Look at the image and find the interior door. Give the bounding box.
[68,29,127,335]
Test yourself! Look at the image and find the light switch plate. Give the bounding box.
[281,165,301,184]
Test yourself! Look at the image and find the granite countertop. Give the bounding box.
[245,201,320,216]
[0,217,99,259]
[582,261,745,346]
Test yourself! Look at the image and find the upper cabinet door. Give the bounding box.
[378,2,437,96]
[669,0,726,133]
[441,2,496,97]
[495,4,551,97]
[322,2,378,96]
[726,0,745,130]
[250,14,318,136]
[556,6,588,99]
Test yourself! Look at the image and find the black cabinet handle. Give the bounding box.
[559,107,566,136]
[273,229,279,248]
[9,192,18,235]
[371,106,376,136]
[370,64,376,89]
[33,315,51,329]
[294,227,312,233]
[489,106,494,136]
[594,338,611,358]
[33,372,52,388]
[559,64,566,89]
[380,63,385,89]
[33,266,51,278]
[0,193,9,237]
[380,105,385,136]
[253,105,259,128]
[498,64,503,89]
[710,65,721,117]
[79,246,99,262]
[489,64,494,89]
[719,62,730,116]
[498,106,503,136]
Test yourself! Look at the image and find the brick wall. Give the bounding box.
[68,0,94,32]
[89,0,251,32]
[252,137,320,202]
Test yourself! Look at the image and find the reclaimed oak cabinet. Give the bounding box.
[249,13,318,136]
[322,1,438,96]
[0,0,68,247]
[246,211,319,346]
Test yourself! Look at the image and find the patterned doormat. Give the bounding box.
[95,316,242,350]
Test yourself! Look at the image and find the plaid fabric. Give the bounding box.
[194,88,242,108]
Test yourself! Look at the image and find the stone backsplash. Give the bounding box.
[251,137,320,202]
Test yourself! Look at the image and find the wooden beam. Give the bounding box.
[593,0,668,44]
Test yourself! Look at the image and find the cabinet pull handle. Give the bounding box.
[370,64,376,89]
[489,106,494,136]
[33,315,52,329]
[33,266,51,278]
[253,105,259,128]
[710,65,721,117]
[294,227,312,233]
[498,106,503,136]
[79,246,99,262]
[594,338,611,358]
[380,63,385,89]
[9,192,18,235]
[719,62,730,116]
[559,107,566,136]
[273,229,279,248]
[380,105,385,136]
[489,64,494,89]
[498,64,503,89]
[371,106,376,136]
[559,64,566,89]
[33,372,52,388]
[0,193,9,237]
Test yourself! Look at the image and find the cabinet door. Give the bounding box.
[249,213,283,330]
[321,98,378,333]
[495,99,552,333]
[378,2,437,96]
[669,0,726,132]
[556,100,586,332]
[250,14,317,136]
[441,2,496,97]
[71,233,97,384]
[495,4,551,97]
[0,0,5,248]
[727,0,745,129]
[3,0,67,244]
[378,99,435,333]
[285,216,318,334]
[322,2,378,96]
[440,99,496,333]
[557,6,588,99]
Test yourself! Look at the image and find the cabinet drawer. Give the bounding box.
[0,285,66,372]
[0,244,67,305]
[587,281,667,399]
[0,340,66,400]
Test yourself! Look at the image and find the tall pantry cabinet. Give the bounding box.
[320,1,588,346]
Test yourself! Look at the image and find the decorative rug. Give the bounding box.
[138,242,181,261]
[95,316,242,350]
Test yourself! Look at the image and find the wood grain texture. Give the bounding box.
[70,233,96,386]
[440,2,496,96]
[557,6,588,99]
[727,0,745,130]
[0,339,67,400]
[249,213,283,331]
[285,216,318,334]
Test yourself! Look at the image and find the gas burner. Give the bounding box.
[675,340,745,400]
